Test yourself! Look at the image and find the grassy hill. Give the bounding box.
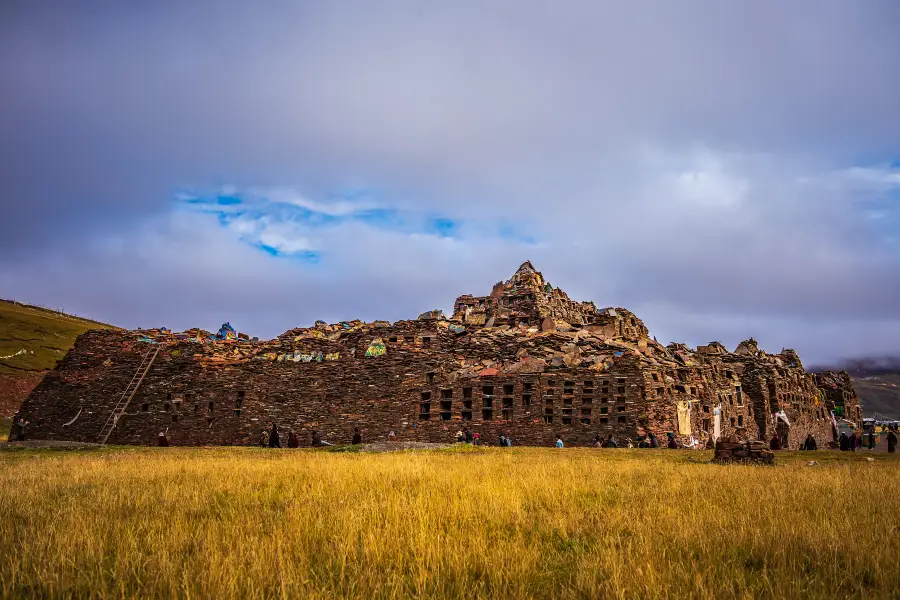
[0,299,117,434]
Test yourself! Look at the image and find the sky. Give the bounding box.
[1,1,899,365]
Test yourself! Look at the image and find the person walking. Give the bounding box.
[867,431,876,450]
[887,428,897,454]
[803,434,817,451]
[268,423,281,448]
[839,432,850,451]
[288,430,299,448]
[769,432,782,451]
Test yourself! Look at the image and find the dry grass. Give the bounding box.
[0,447,897,599]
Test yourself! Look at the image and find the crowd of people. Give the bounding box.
[10,410,897,454]
[248,424,897,452]
[836,428,897,453]
[257,423,364,448]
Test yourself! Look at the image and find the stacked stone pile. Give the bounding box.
[12,260,863,447]
[713,434,775,464]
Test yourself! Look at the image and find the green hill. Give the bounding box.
[0,299,117,435]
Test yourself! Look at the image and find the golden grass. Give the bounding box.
[0,447,897,599]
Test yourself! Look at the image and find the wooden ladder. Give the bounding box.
[97,346,160,444]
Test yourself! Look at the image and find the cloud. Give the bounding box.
[1,1,900,364]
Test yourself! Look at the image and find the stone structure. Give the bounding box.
[11,261,862,448]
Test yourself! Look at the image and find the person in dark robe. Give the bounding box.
[157,432,169,447]
[604,434,619,448]
[666,433,678,449]
[769,432,782,451]
[803,434,817,451]
[838,432,849,451]
[268,423,281,448]
[14,416,29,442]
[352,428,362,445]
[649,432,659,448]
[867,431,876,450]
[464,428,473,444]
[288,431,299,448]
[311,430,323,447]
[887,429,897,453]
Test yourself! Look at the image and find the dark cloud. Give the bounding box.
[1,1,900,363]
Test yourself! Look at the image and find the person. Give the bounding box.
[867,431,876,450]
[311,431,323,447]
[887,428,897,454]
[666,433,678,449]
[594,435,603,448]
[473,432,480,446]
[555,437,564,448]
[625,437,634,449]
[260,428,270,448]
[505,436,512,447]
[388,430,397,442]
[769,432,782,451]
[268,423,281,448]
[604,434,619,448]
[464,428,473,444]
[850,431,860,452]
[838,432,849,451]
[269,424,283,448]
[157,432,169,447]
[498,434,508,447]
[803,434,817,451]
[352,427,362,445]
[288,431,299,448]
[649,432,659,448]
[455,430,465,444]
[14,416,29,442]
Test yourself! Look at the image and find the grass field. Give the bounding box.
[0,447,896,599]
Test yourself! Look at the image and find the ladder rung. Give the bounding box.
[98,347,159,444]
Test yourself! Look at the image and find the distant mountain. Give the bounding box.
[0,299,117,432]
[810,357,900,419]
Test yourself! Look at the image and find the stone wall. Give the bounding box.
[11,262,862,448]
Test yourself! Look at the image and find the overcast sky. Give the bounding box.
[2,1,899,364]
